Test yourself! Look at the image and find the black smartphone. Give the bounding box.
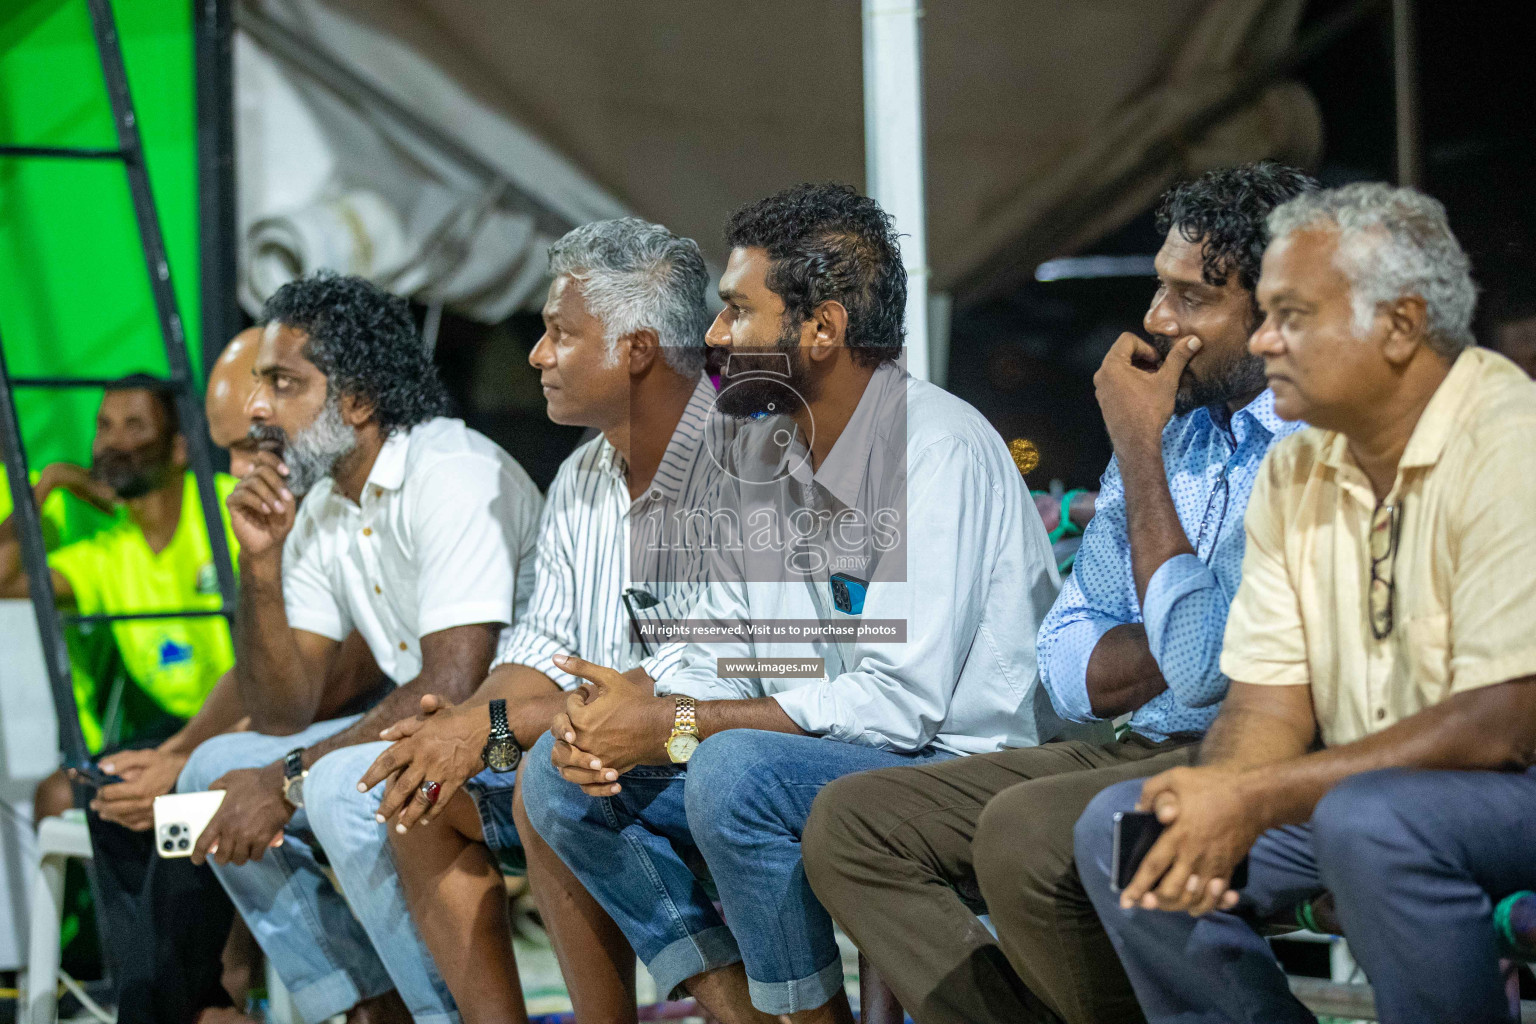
[1111,810,1248,893]
[1111,811,1164,891]
[63,755,124,789]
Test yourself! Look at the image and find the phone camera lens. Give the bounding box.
[168,824,182,836]
[162,839,174,852]
[177,838,190,851]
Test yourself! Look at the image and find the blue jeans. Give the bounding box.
[179,720,465,1024]
[1075,768,1536,1024]
[521,727,954,1015]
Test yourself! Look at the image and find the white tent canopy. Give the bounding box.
[234,0,1322,323]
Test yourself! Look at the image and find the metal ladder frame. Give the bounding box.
[0,0,238,769]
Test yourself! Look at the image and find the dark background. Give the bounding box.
[429,1,1536,493]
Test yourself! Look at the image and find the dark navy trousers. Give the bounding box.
[1075,767,1536,1024]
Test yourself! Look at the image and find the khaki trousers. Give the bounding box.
[802,734,1197,1024]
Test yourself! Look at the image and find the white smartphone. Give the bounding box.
[152,790,226,858]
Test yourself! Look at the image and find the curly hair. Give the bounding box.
[725,182,906,368]
[261,273,449,436]
[1156,162,1321,296]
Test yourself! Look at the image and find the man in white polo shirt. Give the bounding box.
[178,273,540,1024]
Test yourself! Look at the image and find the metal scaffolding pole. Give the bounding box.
[862,0,930,382]
[1392,0,1421,187]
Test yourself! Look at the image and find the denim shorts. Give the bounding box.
[464,767,526,874]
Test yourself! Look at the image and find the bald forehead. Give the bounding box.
[208,328,262,395]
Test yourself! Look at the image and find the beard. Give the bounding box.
[92,436,176,500]
[714,323,817,420]
[247,394,357,496]
[1147,333,1269,417]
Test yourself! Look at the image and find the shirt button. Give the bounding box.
[374,584,381,594]
[399,641,408,651]
[362,527,372,536]
[1376,708,1387,720]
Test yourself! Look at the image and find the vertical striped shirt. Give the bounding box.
[492,376,735,689]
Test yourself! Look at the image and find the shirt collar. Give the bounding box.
[1317,347,1480,474]
[1398,347,1479,469]
[1234,388,1293,443]
[648,375,718,502]
[593,374,719,499]
[594,436,627,480]
[790,362,904,509]
[363,427,412,493]
[1201,388,1293,447]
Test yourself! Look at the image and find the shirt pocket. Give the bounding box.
[1402,612,1452,706]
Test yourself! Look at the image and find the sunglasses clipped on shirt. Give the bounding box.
[623,586,660,657]
[1368,501,1401,641]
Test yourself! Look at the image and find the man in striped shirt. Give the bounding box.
[360,218,732,1023]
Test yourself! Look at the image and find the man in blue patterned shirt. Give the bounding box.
[803,162,1318,1024]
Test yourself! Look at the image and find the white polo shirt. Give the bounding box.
[282,417,542,684]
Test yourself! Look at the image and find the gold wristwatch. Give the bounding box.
[666,696,701,764]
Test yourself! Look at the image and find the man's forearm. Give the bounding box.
[235,562,322,727]
[469,662,569,749]
[1196,705,1310,769]
[697,697,806,744]
[0,513,49,600]
[161,671,248,755]
[602,693,808,766]
[1118,445,1195,605]
[0,515,23,596]
[300,623,501,768]
[1244,679,1536,831]
[1086,624,1168,718]
[301,680,443,768]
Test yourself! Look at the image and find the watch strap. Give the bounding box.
[672,695,699,737]
[283,747,306,780]
[489,698,512,740]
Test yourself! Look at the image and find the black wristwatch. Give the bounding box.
[481,698,521,773]
[281,747,308,808]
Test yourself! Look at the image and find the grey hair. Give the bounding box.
[547,218,711,377]
[1266,183,1476,358]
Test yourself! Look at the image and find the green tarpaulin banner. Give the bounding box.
[0,0,201,467]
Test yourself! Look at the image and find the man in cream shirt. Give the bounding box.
[1075,184,1536,1024]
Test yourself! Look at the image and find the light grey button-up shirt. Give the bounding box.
[655,362,1065,754]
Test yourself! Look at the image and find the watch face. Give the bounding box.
[667,732,700,764]
[485,738,521,773]
[283,774,305,809]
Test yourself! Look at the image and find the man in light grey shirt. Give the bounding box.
[519,183,1063,1024]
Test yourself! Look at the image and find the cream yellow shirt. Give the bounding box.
[1220,347,1536,747]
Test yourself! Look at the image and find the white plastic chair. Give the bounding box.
[21,810,93,1024]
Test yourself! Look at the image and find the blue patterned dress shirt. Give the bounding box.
[1037,389,1303,741]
